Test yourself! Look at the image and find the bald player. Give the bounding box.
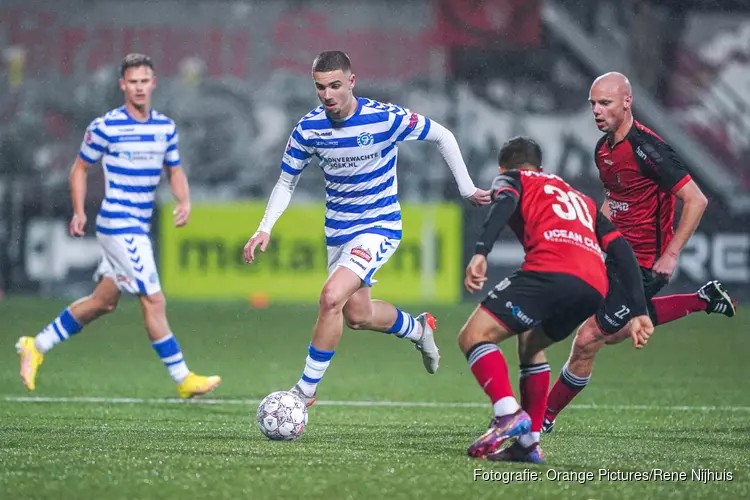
[542,72,737,433]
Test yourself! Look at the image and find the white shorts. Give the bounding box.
[93,233,161,296]
[327,233,400,286]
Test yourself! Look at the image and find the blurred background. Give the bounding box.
[1,0,748,304]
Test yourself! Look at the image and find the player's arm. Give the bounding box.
[70,120,108,236]
[257,171,300,235]
[162,126,191,227]
[244,127,311,264]
[595,212,648,317]
[600,199,611,219]
[638,138,708,277]
[69,156,94,236]
[407,115,490,206]
[666,179,707,262]
[166,166,190,227]
[465,172,521,292]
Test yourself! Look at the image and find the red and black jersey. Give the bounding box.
[478,169,621,296]
[595,120,691,268]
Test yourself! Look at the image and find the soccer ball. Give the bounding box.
[256,391,308,440]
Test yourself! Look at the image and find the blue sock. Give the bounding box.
[34,308,83,354]
[152,334,190,383]
[296,343,335,397]
[386,308,421,341]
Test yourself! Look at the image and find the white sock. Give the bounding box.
[34,308,83,354]
[386,308,422,342]
[151,334,190,384]
[493,396,521,417]
[297,343,335,396]
[517,432,540,448]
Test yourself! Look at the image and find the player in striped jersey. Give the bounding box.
[15,54,221,398]
[243,51,490,406]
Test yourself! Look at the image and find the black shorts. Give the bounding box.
[595,262,668,334]
[480,270,604,342]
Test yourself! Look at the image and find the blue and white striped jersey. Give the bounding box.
[282,97,432,246]
[78,106,180,236]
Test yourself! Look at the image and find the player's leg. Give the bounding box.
[125,234,220,398]
[343,287,439,373]
[460,305,532,458]
[542,317,607,433]
[16,260,122,390]
[515,329,554,449]
[337,234,429,347]
[291,265,362,405]
[652,280,736,324]
[137,291,219,398]
[485,327,552,464]
[461,271,568,458]
[543,276,630,432]
[496,277,602,461]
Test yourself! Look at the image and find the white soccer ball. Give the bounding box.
[257,391,308,441]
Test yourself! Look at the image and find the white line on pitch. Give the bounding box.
[3,396,750,412]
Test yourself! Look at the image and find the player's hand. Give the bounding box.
[173,201,191,227]
[69,212,87,237]
[244,231,270,264]
[652,251,678,280]
[629,315,654,349]
[464,254,488,293]
[467,188,492,206]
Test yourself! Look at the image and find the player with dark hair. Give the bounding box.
[542,72,737,433]
[461,136,653,463]
[244,50,490,406]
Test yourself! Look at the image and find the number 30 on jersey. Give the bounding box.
[544,184,594,231]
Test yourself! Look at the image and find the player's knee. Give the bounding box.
[571,322,602,360]
[142,292,167,314]
[319,286,346,314]
[458,327,484,355]
[90,294,118,315]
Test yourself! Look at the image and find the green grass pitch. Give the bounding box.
[1,298,748,499]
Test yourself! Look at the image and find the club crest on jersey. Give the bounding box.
[357,132,374,147]
[350,245,372,263]
[407,112,419,129]
[155,134,167,143]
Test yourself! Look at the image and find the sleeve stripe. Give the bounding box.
[671,174,692,194]
[79,151,97,164]
[601,231,622,251]
[92,127,111,142]
[493,186,520,199]
[417,117,431,141]
[292,129,309,148]
[287,147,312,160]
[280,161,302,176]
[164,159,180,167]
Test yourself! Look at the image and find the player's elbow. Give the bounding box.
[679,183,708,212]
[692,191,708,211]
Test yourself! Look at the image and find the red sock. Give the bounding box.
[467,343,515,403]
[519,364,551,433]
[651,293,707,325]
[544,364,590,422]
